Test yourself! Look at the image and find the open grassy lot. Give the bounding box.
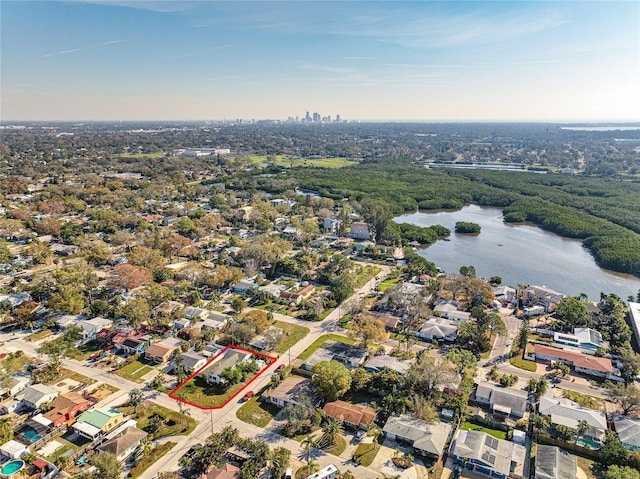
[461,421,507,440]
[273,320,310,354]
[510,344,537,371]
[121,402,196,438]
[354,265,382,289]
[298,334,354,361]
[128,441,176,478]
[236,396,280,427]
[115,360,154,383]
[24,329,53,342]
[378,277,401,292]
[353,442,380,467]
[47,368,96,386]
[246,155,357,169]
[174,376,248,408]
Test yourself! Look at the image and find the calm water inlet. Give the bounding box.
[395,205,640,301]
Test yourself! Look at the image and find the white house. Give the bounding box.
[539,396,607,445]
[19,384,58,410]
[199,349,251,385]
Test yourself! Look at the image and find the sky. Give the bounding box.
[1,0,639,122]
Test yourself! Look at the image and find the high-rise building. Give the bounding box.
[336,114,341,123]
[313,112,320,122]
[305,111,311,122]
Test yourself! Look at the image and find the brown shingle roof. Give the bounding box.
[201,464,240,479]
[323,400,376,426]
[97,426,147,457]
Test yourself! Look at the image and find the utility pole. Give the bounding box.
[210,409,214,438]
[288,347,291,367]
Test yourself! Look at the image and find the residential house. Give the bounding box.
[534,445,577,479]
[73,407,125,440]
[75,316,113,343]
[151,300,185,318]
[19,383,58,410]
[174,318,191,330]
[0,440,29,459]
[451,430,517,479]
[177,351,208,373]
[553,328,609,352]
[383,415,452,458]
[628,302,640,349]
[433,299,459,317]
[184,306,210,320]
[0,375,30,398]
[266,377,322,408]
[415,317,459,342]
[145,338,183,364]
[202,343,226,358]
[248,326,283,352]
[493,286,517,306]
[323,217,341,234]
[613,415,640,451]
[363,312,401,331]
[201,464,240,479]
[323,400,376,430]
[364,354,412,374]
[233,280,259,294]
[539,396,607,446]
[280,285,315,305]
[200,349,251,385]
[347,222,371,240]
[96,426,147,462]
[446,311,472,322]
[533,344,617,379]
[522,285,565,312]
[118,336,150,356]
[199,311,230,331]
[302,341,368,370]
[43,392,90,427]
[474,382,529,418]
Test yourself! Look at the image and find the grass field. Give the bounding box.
[461,421,507,440]
[246,155,357,169]
[273,320,310,354]
[509,345,538,371]
[354,265,382,289]
[48,368,96,386]
[297,334,355,361]
[378,277,401,292]
[24,330,52,342]
[115,360,154,383]
[353,442,379,467]
[236,396,280,427]
[174,376,248,408]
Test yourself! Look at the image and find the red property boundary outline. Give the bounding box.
[168,344,276,410]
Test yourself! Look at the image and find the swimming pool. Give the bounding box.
[0,460,25,476]
[21,428,42,442]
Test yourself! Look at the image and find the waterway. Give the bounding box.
[394,205,640,301]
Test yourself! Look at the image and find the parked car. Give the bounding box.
[355,429,366,440]
[276,364,286,371]
[242,391,254,402]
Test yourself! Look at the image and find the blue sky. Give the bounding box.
[1,1,639,121]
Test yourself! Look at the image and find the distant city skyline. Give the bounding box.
[1,1,639,122]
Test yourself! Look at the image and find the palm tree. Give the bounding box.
[306,458,320,477]
[301,434,320,475]
[370,428,383,450]
[575,420,589,444]
[178,403,191,429]
[320,418,343,448]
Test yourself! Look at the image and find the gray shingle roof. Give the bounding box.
[535,445,577,479]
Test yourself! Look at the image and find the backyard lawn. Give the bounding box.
[298,334,354,361]
[236,396,280,427]
[378,277,401,292]
[115,360,155,383]
[273,320,310,354]
[461,421,507,440]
